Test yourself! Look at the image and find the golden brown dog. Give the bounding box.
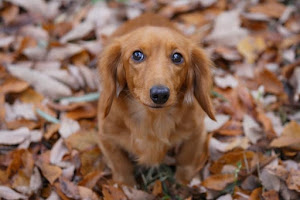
[97,13,215,186]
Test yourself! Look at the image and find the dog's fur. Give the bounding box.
[97,13,215,186]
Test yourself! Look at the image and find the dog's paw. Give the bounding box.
[175,166,196,185]
[113,174,137,187]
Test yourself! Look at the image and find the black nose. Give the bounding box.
[150,86,170,104]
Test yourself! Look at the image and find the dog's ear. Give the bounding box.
[185,46,215,120]
[98,41,125,118]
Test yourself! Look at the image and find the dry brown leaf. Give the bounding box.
[0,127,30,145]
[47,44,84,61]
[249,2,286,19]
[210,150,255,174]
[65,130,99,151]
[202,174,235,191]
[237,35,266,64]
[37,162,62,184]
[152,180,162,196]
[19,88,44,105]
[214,74,238,89]
[0,4,19,24]
[262,190,279,200]
[44,123,60,140]
[0,77,29,94]
[65,103,97,120]
[206,10,248,46]
[249,187,262,200]
[217,120,243,136]
[6,119,39,130]
[255,68,284,95]
[7,64,72,99]
[270,121,300,150]
[102,185,127,200]
[243,114,264,144]
[59,177,80,199]
[260,168,280,192]
[78,170,104,189]
[0,186,27,200]
[50,138,69,165]
[286,169,300,192]
[58,117,80,138]
[122,186,155,200]
[205,114,230,132]
[60,21,94,43]
[216,194,232,200]
[78,186,99,200]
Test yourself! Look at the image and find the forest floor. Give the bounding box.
[0,0,299,199]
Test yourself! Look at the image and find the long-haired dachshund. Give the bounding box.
[97,13,215,186]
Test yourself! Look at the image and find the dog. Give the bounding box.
[97,13,215,186]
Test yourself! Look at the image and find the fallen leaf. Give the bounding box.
[152,180,162,196]
[237,35,266,64]
[122,185,155,200]
[270,121,300,150]
[50,138,69,166]
[0,186,27,200]
[37,162,62,184]
[289,67,300,102]
[205,114,230,132]
[102,185,127,200]
[286,169,300,192]
[0,77,29,94]
[206,10,248,46]
[30,167,42,193]
[255,68,284,95]
[249,2,286,19]
[243,114,264,144]
[60,21,94,43]
[262,190,279,200]
[58,117,80,138]
[47,44,83,61]
[210,150,255,174]
[216,194,232,200]
[65,103,97,120]
[59,177,80,199]
[5,100,37,122]
[249,187,262,200]
[65,130,99,151]
[217,120,243,136]
[202,174,235,191]
[6,118,39,130]
[214,74,238,89]
[260,168,280,192]
[78,170,104,189]
[0,127,30,145]
[78,186,99,200]
[7,64,72,99]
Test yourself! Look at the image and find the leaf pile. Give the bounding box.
[0,0,299,199]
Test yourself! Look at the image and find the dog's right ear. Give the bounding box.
[98,41,125,118]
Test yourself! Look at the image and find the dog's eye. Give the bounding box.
[171,53,184,64]
[132,51,144,62]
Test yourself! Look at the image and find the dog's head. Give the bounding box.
[98,26,215,120]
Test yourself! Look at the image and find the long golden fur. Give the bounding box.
[97,13,215,186]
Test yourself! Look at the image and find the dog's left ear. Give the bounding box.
[98,41,125,118]
[187,46,215,120]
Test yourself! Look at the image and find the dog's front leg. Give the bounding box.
[98,137,136,186]
[175,127,208,184]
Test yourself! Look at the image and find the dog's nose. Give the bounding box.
[150,86,170,104]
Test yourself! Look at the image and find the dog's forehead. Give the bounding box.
[121,26,188,48]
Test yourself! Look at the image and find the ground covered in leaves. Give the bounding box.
[0,0,300,199]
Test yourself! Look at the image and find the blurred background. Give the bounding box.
[0,0,299,199]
